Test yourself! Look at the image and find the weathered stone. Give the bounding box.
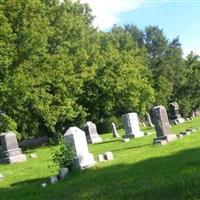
[41,182,47,187]
[144,131,155,136]
[97,154,104,162]
[146,113,154,127]
[152,106,177,145]
[29,153,38,159]
[177,134,184,139]
[64,127,95,169]
[168,102,185,123]
[122,138,130,142]
[186,128,196,132]
[58,168,69,179]
[83,121,102,144]
[0,173,4,181]
[49,176,58,184]
[153,140,167,145]
[0,132,27,164]
[111,123,120,138]
[103,152,113,161]
[180,131,191,136]
[122,112,144,138]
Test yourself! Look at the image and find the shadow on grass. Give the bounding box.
[95,139,121,145]
[1,148,200,200]
[111,143,152,152]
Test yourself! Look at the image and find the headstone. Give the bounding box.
[29,153,38,159]
[122,112,144,138]
[41,182,47,187]
[122,138,130,142]
[142,122,146,127]
[83,121,102,144]
[103,152,113,161]
[0,132,27,164]
[186,128,196,132]
[97,154,104,162]
[111,123,120,138]
[146,113,154,127]
[152,106,177,144]
[180,131,191,136]
[0,173,3,181]
[49,176,58,184]
[64,127,95,169]
[168,102,185,124]
[58,168,69,179]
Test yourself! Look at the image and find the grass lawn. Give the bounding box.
[1,117,200,200]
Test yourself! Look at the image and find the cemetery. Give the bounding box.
[1,114,200,199]
[1,1,200,200]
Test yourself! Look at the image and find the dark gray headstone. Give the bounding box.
[152,106,177,144]
[83,121,102,144]
[169,102,185,123]
[0,132,27,164]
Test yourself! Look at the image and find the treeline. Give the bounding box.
[0,0,199,139]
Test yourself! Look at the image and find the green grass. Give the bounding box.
[1,117,200,200]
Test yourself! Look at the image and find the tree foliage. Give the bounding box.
[0,0,197,138]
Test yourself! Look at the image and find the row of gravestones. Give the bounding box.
[0,103,190,167]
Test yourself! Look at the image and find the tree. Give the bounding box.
[80,27,155,131]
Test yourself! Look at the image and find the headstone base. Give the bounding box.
[153,140,167,145]
[0,154,27,164]
[77,153,96,169]
[87,136,102,144]
[180,131,191,136]
[153,134,177,145]
[123,132,144,139]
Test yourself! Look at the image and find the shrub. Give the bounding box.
[51,136,76,170]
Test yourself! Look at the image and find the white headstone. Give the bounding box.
[122,112,144,138]
[146,113,154,127]
[111,123,120,138]
[97,154,104,162]
[103,152,113,161]
[64,127,95,169]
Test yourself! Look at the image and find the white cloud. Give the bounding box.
[80,0,144,30]
[183,47,200,58]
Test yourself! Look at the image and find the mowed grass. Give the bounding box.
[1,117,200,200]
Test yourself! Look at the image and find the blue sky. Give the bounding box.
[80,0,200,56]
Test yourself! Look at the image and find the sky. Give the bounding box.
[80,0,200,56]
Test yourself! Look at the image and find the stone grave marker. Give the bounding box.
[152,106,177,145]
[0,132,27,164]
[122,112,143,138]
[111,123,120,138]
[64,127,95,169]
[103,152,113,161]
[146,113,154,127]
[83,121,102,144]
[169,102,185,124]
